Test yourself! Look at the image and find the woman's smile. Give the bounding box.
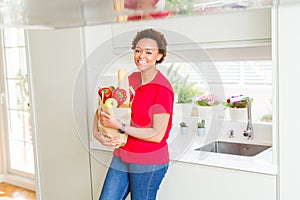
[138,59,147,65]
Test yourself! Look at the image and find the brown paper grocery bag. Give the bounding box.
[98,99,130,147]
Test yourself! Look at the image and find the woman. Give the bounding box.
[93,28,174,200]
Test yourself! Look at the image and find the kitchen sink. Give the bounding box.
[194,141,271,156]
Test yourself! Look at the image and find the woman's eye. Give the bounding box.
[134,49,153,55]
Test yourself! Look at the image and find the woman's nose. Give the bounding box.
[139,51,146,58]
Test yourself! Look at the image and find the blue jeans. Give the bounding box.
[99,156,169,200]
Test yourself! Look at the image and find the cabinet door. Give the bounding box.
[28,28,92,200]
[90,151,111,199]
[158,162,276,200]
[112,8,271,49]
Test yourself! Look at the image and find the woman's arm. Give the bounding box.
[125,113,170,142]
[100,111,170,143]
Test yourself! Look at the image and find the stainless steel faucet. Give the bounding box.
[242,97,253,139]
[229,130,234,138]
[228,96,253,139]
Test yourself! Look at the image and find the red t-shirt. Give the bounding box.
[113,71,174,164]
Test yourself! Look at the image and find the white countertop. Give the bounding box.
[173,136,276,175]
[90,120,277,175]
[91,138,277,175]
[167,119,277,175]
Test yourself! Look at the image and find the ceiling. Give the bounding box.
[0,0,273,29]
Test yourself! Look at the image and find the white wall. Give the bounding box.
[0,42,6,175]
[0,117,4,175]
[28,28,92,200]
[0,138,3,175]
[278,1,300,199]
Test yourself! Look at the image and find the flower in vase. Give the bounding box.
[224,94,253,109]
[196,94,221,106]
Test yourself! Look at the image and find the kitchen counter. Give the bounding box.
[174,136,276,175]
[168,119,276,175]
[90,120,277,175]
[91,138,276,175]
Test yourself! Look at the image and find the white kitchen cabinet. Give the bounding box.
[90,151,131,200]
[90,151,111,200]
[158,161,276,200]
[28,28,92,200]
[111,8,271,49]
[90,151,276,200]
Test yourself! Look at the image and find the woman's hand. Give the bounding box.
[93,130,123,148]
[93,110,122,147]
[99,111,120,130]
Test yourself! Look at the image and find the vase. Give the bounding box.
[180,126,189,135]
[174,103,193,117]
[229,107,247,121]
[197,128,206,136]
[198,106,213,119]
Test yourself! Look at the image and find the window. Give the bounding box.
[172,61,272,86]
[0,28,35,177]
[164,60,272,122]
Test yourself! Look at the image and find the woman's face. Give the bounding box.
[134,38,163,72]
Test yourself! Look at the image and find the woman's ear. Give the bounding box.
[156,54,163,62]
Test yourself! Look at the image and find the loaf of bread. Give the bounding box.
[118,68,130,106]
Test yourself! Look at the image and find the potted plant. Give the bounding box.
[261,113,272,122]
[175,80,198,104]
[196,94,221,119]
[197,119,206,136]
[168,64,199,104]
[167,64,200,116]
[196,94,221,106]
[223,95,253,121]
[261,97,272,122]
[179,122,189,135]
[223,95,253,109]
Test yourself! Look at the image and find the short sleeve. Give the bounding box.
[152,86,174,114]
